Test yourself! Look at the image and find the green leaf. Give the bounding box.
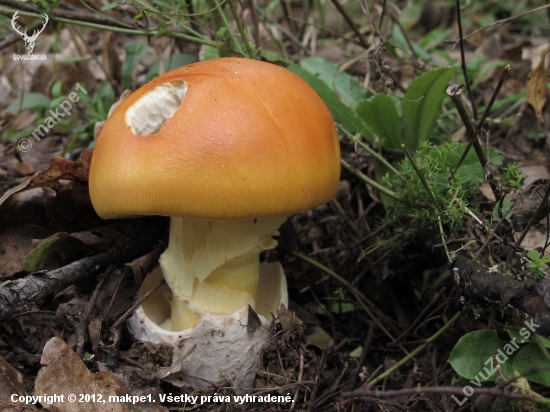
[288,63,372,138]
[299,56,368,107]
[453,146,502,183]
[201,45,221,61]
[305,331,333,349]
[8,93,51,115]
[402,66,457,151]
[357,94,402,149]
[350,346,363,358]
[513,344,550,386]
[492,198,514,221]
[121,42,149,89]
[448,330,514,382]
[101,2,119,11]
[23,234,99,272]
[51,80,63,99]
[504,326,550,347]
[146,53,196,81]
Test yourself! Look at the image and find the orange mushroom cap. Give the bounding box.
[89,57,341,220]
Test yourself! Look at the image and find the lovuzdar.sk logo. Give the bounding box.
[11,11,48,60]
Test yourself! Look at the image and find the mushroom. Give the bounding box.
[88,58,340,390]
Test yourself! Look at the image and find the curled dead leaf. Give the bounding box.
[527,47,549,122]
[0,150,92,208]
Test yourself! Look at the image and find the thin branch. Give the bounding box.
[0,6,219,49]
[363,311,461,388]
[0,230,163,322]
[329,0,369,49]
[455,0,477,119]
[111,278,166,329]
[515,183,550,247]
[341,159,401,201]
[341,385,550,404]
[458,4,550,42]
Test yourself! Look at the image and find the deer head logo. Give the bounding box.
[11,11,49,54]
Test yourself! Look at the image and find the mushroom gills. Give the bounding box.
[125,80,188,135]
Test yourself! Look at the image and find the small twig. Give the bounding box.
[402,144,440,210]
[446,84,501,200]
[347,321,375,390]
[350,289,409,356]
[452,65,510,181]
[341,159,402,201]
[455,0,477,119]
[364,311,461,387]
[0,6,219,49]
[515,184,550,247]
[289,349,304,411]
[475,206,512,259]
[0,232,163,322]
[340,385,550,404]
[111,278,166,329]
[246,0,260,47]
[458,4,550,43]
[76,265,114,358]
[447,84,488,167]
[388,288,446,347]
[329,0,369,49]
[289,250,393,325]
[331,198,362,237]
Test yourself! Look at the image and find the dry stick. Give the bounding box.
[475,207,513,259]
[515,183,550,248]
[452,65,511,178]
[455,0,477,119]
[289,349,304,411]
[0,6,218,48]
[363,311,461,388]
[460,4,550,42]
[289,250,393,325]
[340,385,550,404]
[347,321,375,391]
[111,278,166,329]
[378,0,387,27]
[387,288,446,347]
[329,0,369,49]
[75,265,114,359]
[446,85,500,201]
[341,159,401,201]
[0,233,162,323]
[246,0,260,47]
[350,289,409,356]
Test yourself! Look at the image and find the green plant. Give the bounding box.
[527,250,550,281]
[449,326,550,407]
[357,66,457,151]
[382,141,501,229]
[501,162,524,189]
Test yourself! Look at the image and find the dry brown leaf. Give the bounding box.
[0,225,52,278]
[519,165,550,189]
[0,150,92,208]
[0,355,26,412]
[527,46,549,122]
[28,150,92,188]
[35,337,129,412]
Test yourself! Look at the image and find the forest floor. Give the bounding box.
[2,1,550,411]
